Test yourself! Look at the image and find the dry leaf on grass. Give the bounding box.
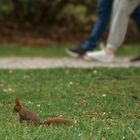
[135,115,140,119]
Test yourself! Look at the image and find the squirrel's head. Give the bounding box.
[13,98,22,112]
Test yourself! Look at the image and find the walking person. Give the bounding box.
[86,0,140,62]
[67,0,140,59]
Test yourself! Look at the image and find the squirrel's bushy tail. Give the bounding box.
[40,118,74,126]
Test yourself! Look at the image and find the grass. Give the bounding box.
[0,44,67,57]
[0,68,140,140]
[0,43,139,57]
[0,43,139,139]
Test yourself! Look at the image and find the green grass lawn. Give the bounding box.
[0,68,140,140]
[0,43,139,57]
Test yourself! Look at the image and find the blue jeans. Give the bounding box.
[82,0,140,50]
[131,6,140,32]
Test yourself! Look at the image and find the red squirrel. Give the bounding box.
[13,99,73,126]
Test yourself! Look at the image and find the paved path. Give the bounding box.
[0,57,139,69]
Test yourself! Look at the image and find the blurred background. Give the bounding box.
[0,0,139,46]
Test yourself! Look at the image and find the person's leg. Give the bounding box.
[85,0,140,62]
[130,5,140,62]
[67,0,113,57]
[106,0,139,51]
[82,0,113,50]
[131,5,140,32]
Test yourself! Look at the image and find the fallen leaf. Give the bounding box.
[135,115,140,119]
[137,99,140,105]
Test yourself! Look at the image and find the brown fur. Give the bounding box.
[13,99,73,126]
[41,118,73,126]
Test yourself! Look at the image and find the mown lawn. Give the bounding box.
[0,68,140,140]
[0,43,139,57]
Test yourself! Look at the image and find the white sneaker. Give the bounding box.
[85,50,114,63]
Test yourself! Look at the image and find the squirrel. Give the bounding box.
[13,99,73,126]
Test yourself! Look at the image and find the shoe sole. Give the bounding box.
[83,55,94,61]
[84,54,114,63]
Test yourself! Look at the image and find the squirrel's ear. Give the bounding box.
[15,98,21,106]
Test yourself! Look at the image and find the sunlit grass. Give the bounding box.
[0,68,140,140]
[0,43,139,57]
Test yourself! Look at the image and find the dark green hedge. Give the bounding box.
[0,0,97,26]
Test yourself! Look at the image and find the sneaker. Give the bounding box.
[85,50,114,63]
[130,56,140,62]
[66,47,93,57]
